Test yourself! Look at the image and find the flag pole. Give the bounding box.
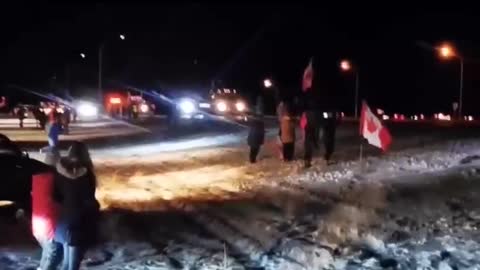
[359,100,364,172]
[358,140,364,172]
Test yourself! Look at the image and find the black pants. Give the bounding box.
[62,244,86,270]
[19,118,24,128]
[304,133,315,166]
[249,145,261,163]
[283,143,294,161]
[320,117,336,161]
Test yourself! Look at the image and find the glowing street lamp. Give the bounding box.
[340,60,352,71]
[119,34,126,40]
[80,53,86,59]
[440,45,453,58]
[263,78,273,88]
[438,43,464,118]
[340,59,360,119]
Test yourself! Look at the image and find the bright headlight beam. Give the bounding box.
[179,100,196,114]
[235,101,246,112]
[216,101,227,112]
[140,104,149,113]
[77,102,98,117]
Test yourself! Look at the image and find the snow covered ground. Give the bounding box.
[2,123,480,269]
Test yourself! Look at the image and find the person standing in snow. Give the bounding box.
[53,142,99,270]
[61,108,71,135]
[276,100,286,159]
[31,150,63,270]
[247,100,266,163]
[304,61,339,164]
[17,104,27,128]
[301,107,318,168]
[42,111,62,153]
[280,102,296,161]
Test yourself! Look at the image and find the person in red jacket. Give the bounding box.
[32,151,62,270]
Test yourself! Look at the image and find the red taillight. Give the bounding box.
[110,97,122,104]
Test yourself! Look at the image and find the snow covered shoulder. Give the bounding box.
[2,137,480,269]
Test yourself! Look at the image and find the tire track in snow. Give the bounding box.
[191,208,268,269]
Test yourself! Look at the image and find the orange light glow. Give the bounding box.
[440,44,454,58]
[110,97,122,104]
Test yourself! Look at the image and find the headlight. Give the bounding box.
[43,107,52,115]
[216,101,227,112]
[140,104,149,113]
[179,99,196,114]
[77,102,98,118]
[235,101,246,112]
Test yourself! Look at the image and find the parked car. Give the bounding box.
[0,134,52,211]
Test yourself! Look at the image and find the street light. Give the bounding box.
[340,59,360,119]
[119,34,126,40]
[80,53,86,59]
[340,60,351,71]
[438,43,464,118]
[263,78,273,88]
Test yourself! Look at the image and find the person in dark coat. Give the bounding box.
[62,108,71,135]
[303,62,340,164]
[33,106,47,130]
[17,105,26,128]
[319,113,337,163]
[301,110,318,168]
[247,115,265,163]
[53,142,99,270]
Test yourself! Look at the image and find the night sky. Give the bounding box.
[1,3,480,115]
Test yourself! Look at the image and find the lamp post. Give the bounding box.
[98,34,126,101]
[438,43,464,118]
[65,52,87,98]
[340,60,360,119]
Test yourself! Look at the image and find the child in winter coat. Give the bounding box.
[247,115,265,163]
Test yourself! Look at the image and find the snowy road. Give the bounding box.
[2,120,480,269]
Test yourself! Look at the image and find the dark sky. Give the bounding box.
[1,3,480,114]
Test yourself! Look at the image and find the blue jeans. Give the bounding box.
[61,244,85,270]
[39,239,62,270]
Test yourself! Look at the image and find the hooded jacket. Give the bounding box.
[54,157,99,246]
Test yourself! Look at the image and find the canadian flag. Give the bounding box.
[302,58,313,92]
[360,101,392,151]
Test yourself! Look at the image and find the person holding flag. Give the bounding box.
[301,58,339,166]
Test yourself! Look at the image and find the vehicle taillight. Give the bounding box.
[110,97,122,104]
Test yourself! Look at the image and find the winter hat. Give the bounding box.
[63,141,94,170]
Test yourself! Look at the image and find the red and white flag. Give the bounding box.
[302,58,313,92]
[360,101,392,151]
